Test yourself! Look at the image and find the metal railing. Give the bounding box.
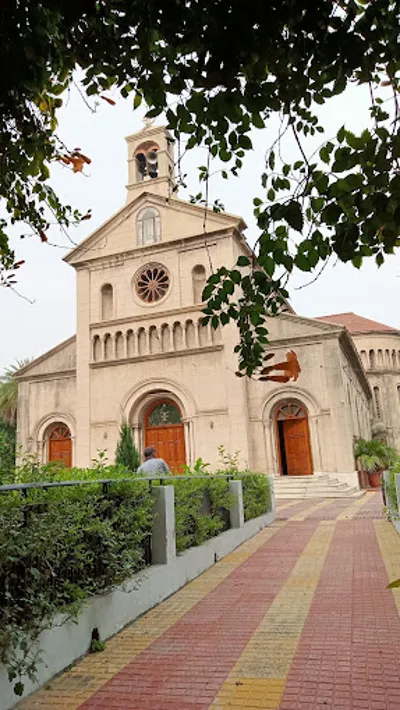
[0,472,239,494]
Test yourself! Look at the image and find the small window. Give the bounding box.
[369,350,375,369]
[360,350,367,368]
[392,350,397,368]
[137,208,161,246]
[397,385,400,407]
[101,284,113,321]
[373,386,382,419]
[192,265,207,304]
[377,350,383,367]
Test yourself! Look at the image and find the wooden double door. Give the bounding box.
[144,399,186,473]
[48,424,72,467]
[276,402,313,476]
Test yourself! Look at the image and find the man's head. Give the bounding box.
[144,446,156,460]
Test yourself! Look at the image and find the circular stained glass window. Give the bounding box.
[135,264,169,303]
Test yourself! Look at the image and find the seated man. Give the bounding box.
[137,446,171,476]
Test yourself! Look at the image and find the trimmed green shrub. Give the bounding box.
[0,463,154,695]
[237,473,271,521]
[172,477,232,553]
[385,467,399,513]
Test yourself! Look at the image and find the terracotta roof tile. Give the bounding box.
[315,312,399,335]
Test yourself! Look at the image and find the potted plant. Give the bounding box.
[354,438,397,489]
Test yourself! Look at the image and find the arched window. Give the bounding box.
[360,350,367,368]
[101,284,113,321]
[115,331,124,359]
[93,335,101,362]
[173,322,183,350]
[397,385,400,407]
[135,141,160,181]
[48,424,72,467]
[149,325,161,354]
[369,350,375,369]
[126,329,135,358]
[392,350,397,368]
[192,264,207,304]
[104,333,112,360]
[137,208,161,246]
[185,320,196,349]
[377,350,383,367]
[386,349,391,367]
[373,386,382,419]
[147,401,182,426]
[161,324,171,352]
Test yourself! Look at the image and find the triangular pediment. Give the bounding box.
[16,337,76,380]
[267,312,346,341]
[64,193,246,266]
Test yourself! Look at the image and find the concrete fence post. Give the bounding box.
[269,476,276,515]
[394,473,400,515]
[229,480,244,529]
[152,485,176,565]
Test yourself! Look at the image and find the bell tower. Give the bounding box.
[125,123,176,202]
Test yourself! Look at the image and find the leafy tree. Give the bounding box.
[115,421,140,472]
[0,421,16,482]
[1,1,399,373]
[0,359,32,426]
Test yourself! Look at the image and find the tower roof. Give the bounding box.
[315,312,399,335]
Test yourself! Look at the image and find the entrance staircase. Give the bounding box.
[273,474,363,500]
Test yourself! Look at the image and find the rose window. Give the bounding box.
[136,264,169,303]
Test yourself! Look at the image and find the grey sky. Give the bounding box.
[1,83,399,372]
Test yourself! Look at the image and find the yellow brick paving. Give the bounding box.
[374,519,400,613]
[209,521,335,710]
[336,491,375,520]
[18,522,285,710]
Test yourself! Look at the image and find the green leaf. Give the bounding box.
[133,94,142,109]
[14,682,24,697]
[387,579,400,589]
[337,126,345,143]
[253,197,262,206]
[267,188,275,201]
[239,134,252,150]
[220,149,232,162]
[237,256,251,267]
[284,202,304,232]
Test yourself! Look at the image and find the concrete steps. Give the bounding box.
[273,474,363,499]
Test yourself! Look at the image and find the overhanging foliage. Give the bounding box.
[0,1,399,373]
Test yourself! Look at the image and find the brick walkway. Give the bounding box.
[20,491,400,710]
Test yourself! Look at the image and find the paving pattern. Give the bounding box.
[19,491,399,710]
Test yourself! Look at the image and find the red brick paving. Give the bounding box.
[279,519,400,710]
[276,498,320,519]
[81,522,318,710]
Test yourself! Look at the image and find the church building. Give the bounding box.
[17,123,393,492]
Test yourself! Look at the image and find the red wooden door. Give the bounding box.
[48,424,72,467]
[283,418,312,475]
[144,400,186,473]
[145,424,186,473]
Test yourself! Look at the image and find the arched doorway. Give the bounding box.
[144,399,186,473]
[48,424,72,467]
[275,402,313,476]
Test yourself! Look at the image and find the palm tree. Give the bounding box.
[0,359,33,426]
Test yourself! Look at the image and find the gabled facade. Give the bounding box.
[16,125,372,486]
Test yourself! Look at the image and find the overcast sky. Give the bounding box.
[1,82,399,372]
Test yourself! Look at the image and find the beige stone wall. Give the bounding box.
[16,374,77,464]
[351,332,400,450]
[246,314,369,485]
